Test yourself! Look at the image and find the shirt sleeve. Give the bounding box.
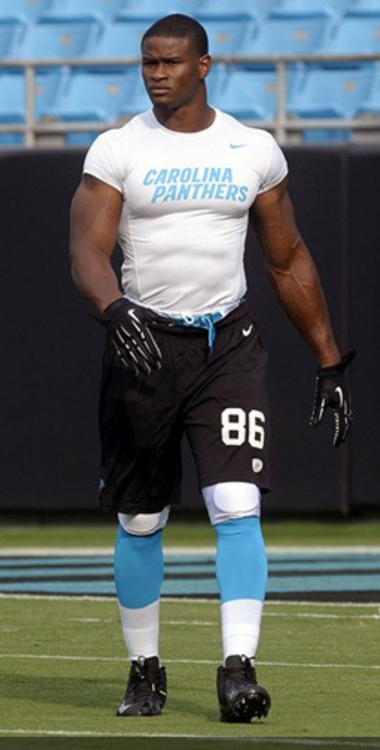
[82,131,125,194]
[257,135,288,194]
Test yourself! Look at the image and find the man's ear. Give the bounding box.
[199,54,212,81]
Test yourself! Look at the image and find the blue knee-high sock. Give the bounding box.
[214,516,267,604]
[114,524,164,609]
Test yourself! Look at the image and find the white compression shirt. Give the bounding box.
[83,108,288,316]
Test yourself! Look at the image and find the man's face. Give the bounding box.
[141,35,210,109]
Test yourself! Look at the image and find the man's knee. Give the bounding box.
[202,482,261,526]
[118,506,170,536]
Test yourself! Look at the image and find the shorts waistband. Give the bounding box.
[147,300,249,349]
[166,310,223,350]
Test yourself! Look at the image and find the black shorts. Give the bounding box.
[98,302,270,514]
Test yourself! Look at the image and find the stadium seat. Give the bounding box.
[115,0,199,21]
[197,16,257,57]
[0,67,66,146]
[17,18,103,59]
[0,133,24,145]
[40,0,127,23]
[122,74,153,115]
[65,132,101,145]
[194,0,274,20]
[210,65,297,119]
[302,129,351,141]
[275,0,350,16]
[349,0,380,12]
[0,0,58,23]
[326,10,380,53]
[288,63,375,118]
[241,11,335,57]
[0,68,65,122]
[0,20,26,58]
[46,67,139,144]
[204,62,228,104]
[0,72,25,124]
[96,21,148,58]
[356,64,380,115]
[44,68,137,121]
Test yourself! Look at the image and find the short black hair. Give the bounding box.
[141,14,209,57]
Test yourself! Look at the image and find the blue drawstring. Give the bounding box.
[170,311,222,351]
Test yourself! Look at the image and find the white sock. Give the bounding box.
[118,599,160,661]
[221,598,264,662]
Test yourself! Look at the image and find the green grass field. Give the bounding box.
[0,597,379,739]
[1,519,380,741]
[2,517,380,549]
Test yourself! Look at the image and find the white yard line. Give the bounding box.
[0,652,378,670]
[263,611,380,619]
[2,610,379,634]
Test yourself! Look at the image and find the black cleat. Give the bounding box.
[116,655,167,717]
[217,654,271,723]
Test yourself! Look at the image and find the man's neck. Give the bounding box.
[152,103,216,133]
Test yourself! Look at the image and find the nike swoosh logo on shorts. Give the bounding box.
[242,324,253,337]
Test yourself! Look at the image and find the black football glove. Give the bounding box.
[103,298,162,377]
[310,350,356,448]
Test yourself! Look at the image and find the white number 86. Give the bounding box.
[221,408,266,449]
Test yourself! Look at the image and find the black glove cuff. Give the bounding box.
[103,297,129,321]
[318,349,356,376]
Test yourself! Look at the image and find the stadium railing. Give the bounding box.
[0,53,379,147]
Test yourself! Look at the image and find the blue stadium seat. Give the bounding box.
[41,0,127,23]
[0,134,24,145]
[96,21,148,57]
[0,68,65,146]
[198,16,257,57]
[52,66,140,145]
[45,68,137,121]
[66,132,101,145]
[0,71,26,124]
[302,129,351,141]
[0,20,26,58]
[18,18,103,59]
[327,10,380,53]
[116,0,199,21]
[288,61,373,144]
[349,0,380,12]
[195,0,272,20]
[122,74,153,115]
[275,0,350,16]
[0,68,64,121]
[0,0,58,22]
[210,65,297,119]
[204,62,228,104]
[288,63,375,118]
[356,64,380,115]
[241,11,335,57]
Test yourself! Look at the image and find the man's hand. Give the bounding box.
[103,298,162,376]
[310,350,356,448]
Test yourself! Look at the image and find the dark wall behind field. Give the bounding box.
[0,146,378,516]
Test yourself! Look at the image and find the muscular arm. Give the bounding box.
[250,178,340,367]
[69,174,123,313]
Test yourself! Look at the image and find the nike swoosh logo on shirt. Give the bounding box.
[230,143,248,149]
